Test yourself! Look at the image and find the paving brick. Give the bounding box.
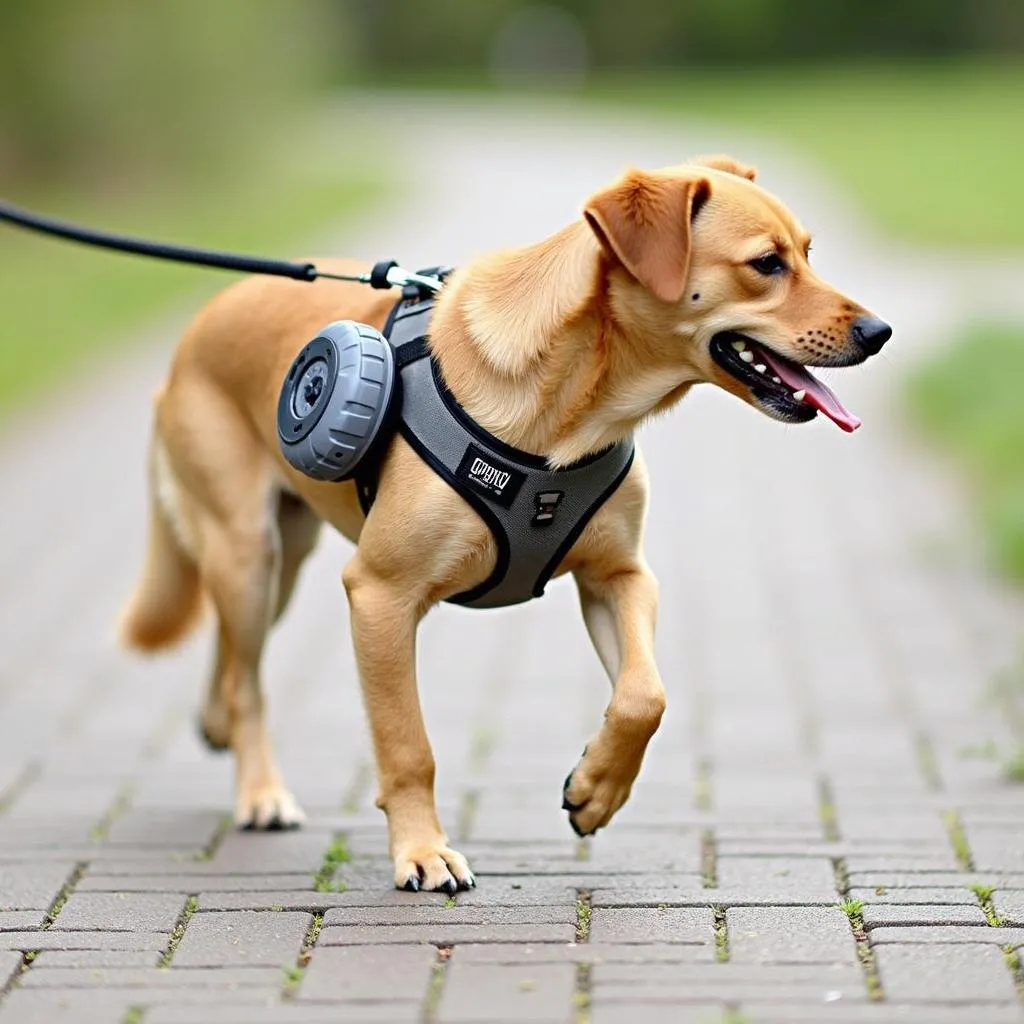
[849,872,1022,890]
[0,910,45,929]
[104,809,226,849]
[868,925,1024,945]
[739,1004,1024,1023]
[438,961,576,1022]
[0,862,77,910]
[849,887,978,905]
[593,1006,740,1024]
[992,890,1024,926]
[728,908,858,965]
[203,832,334,875]
[298,944,436,1002]
[875,942,1019,1002]
[52,892,186,932]
[459,941,719,964]
[966,831,1024,872]
[455,877,579,908]
[861,903,987,928]
[147,1005,420,1023]
[0,931,169,951]
[591,962,867,1002]
[590,885,838,908]
[588,907,713,945]
[172,910,310,967]
[715,858,837,898]
[322,905,572,927]
[77,874,311,893]
[319,923,573,945]
[32,949,161,968]
[0,948,22,982]
[0,988,137,1023]
[196,888,465,911]
[19,965,283,988]
[843,852,963,872]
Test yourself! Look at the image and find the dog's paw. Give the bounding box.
[561,752,635,837]
[235,784,306,831]
[393,840,475,893]
[198,705,231,752]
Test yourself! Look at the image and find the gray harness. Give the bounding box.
[356,292,635,610]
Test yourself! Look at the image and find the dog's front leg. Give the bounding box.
[343,555,475,893]
[563,565,666,836]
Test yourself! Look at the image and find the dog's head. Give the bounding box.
[583,155,891,432]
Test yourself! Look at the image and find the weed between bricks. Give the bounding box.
[712,906,729,963]
[700,828,718,888]
[942,808,975,871]
[968,883,1024,1000]
[1003,946,1024,1002]
[422,946,452,1024]
[574,891,592,1024]
[837,898,884,1001]
[0,950,37,1007]
[312,835,350,893]
[43,862,87,929]
[282,912,324,998]
[159,895,198,968]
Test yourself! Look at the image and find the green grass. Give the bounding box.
[0,117,385,417]
[907,324,1024,582]
[837,897,864,920]
[585,61,1024,248]
[374,59,1024,249]
[312,835,351,893]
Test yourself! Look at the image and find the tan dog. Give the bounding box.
[120,155,890,892]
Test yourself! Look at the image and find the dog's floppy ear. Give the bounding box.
[583,169,711,304]
[690,153,757,181]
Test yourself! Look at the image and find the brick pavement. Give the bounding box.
[2,97,1024,1022]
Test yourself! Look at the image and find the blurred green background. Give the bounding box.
[1,0,1022,579]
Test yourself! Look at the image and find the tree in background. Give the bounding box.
[0,1,345,190]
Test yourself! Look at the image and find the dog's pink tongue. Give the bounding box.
[758,348,861,433]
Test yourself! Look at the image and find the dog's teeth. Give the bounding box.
[772,376,781,384]
[739,350,754,363]
[754,363,766,374]
[792,389,807,402]
[731,340,747,352]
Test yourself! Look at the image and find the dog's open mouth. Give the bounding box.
[709,332,861,433]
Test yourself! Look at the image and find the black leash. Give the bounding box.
[0,198,442,293]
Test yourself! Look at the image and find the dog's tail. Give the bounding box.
[119,436,204,652]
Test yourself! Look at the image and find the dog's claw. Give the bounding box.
[438,876,458,896]
[458,873,476,891]
[402,875,421,892]
[197,718,230,753]
[562,772,584,812]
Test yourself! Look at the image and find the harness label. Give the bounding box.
[456,444,526,509]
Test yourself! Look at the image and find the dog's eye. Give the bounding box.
[749,253,788,276]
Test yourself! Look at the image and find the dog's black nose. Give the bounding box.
[850,315,892,355]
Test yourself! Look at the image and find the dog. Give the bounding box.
[120,154,891,892]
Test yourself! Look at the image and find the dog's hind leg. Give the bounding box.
[198,492,319,753]
[195,498,305,829]
[159,380,303,829]
[564,564,666,836]
[273,493,322,622]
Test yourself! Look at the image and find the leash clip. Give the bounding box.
[369,260,443,295]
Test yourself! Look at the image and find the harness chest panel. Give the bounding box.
[362,293,635,610]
